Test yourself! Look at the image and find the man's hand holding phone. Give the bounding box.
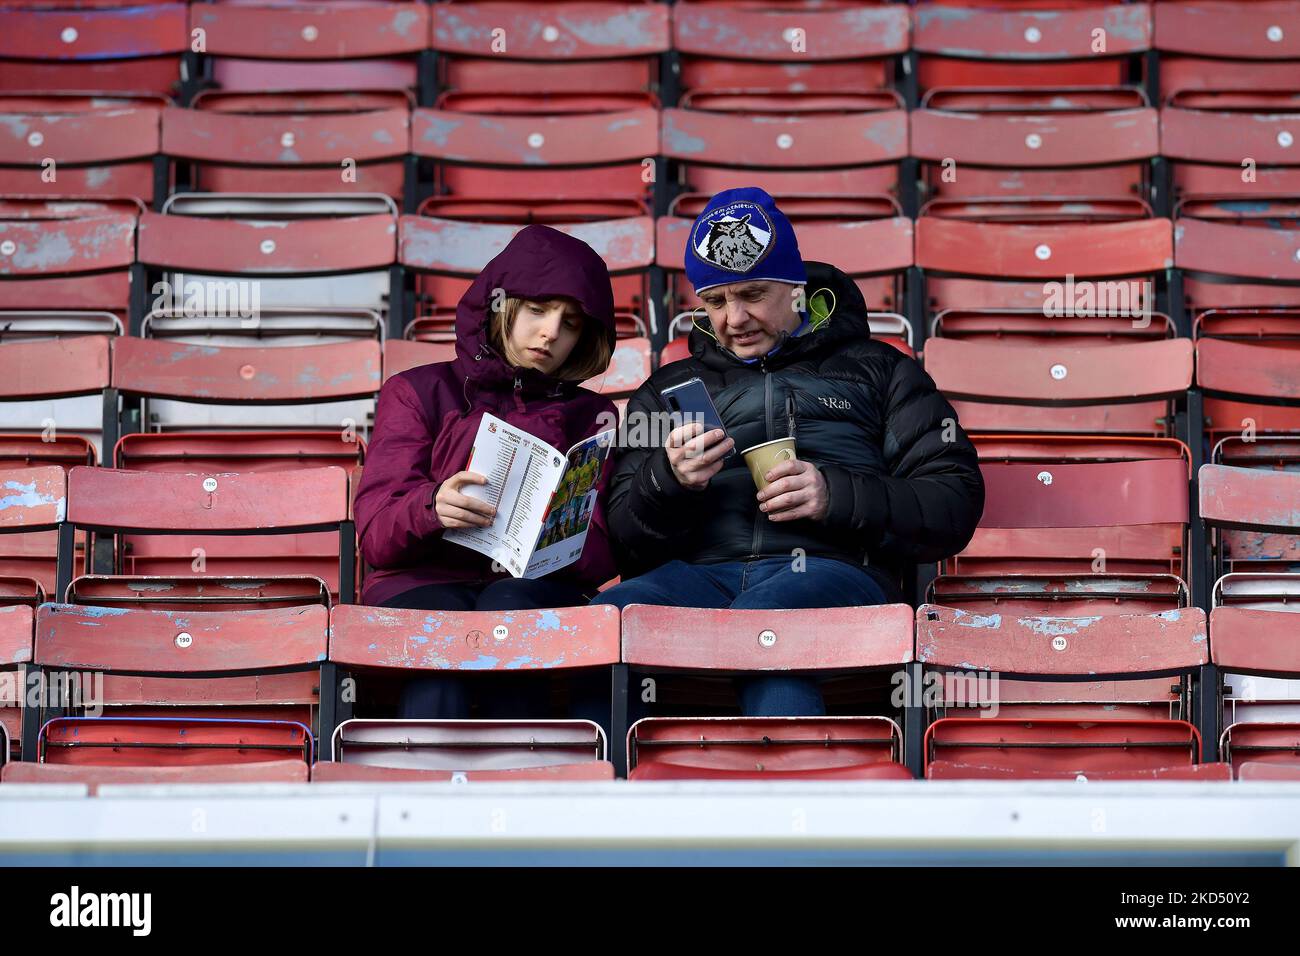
[666,422,735,490]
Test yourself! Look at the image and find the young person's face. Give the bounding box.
[698,280,803,360]
[507,297,585,375]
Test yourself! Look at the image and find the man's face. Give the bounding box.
[698,280,803,359]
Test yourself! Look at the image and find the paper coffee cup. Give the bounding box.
[742,437,797,491]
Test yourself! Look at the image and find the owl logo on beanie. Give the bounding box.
[692,200,775,274]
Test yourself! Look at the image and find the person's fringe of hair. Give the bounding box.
[487,296,612,383]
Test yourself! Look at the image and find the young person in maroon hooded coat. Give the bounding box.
[354,225,619,719]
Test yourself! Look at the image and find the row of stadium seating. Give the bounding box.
[1,0,1297,789]
[2,0,1296,101]
[6,90,1298,208]
[0,441,1296,779]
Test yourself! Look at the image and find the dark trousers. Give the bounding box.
[382,578,610,739]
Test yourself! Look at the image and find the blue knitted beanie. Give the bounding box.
[684,187,806,294]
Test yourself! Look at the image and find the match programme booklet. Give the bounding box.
[444,413,615,578]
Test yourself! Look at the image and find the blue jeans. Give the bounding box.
[590,557,891,717]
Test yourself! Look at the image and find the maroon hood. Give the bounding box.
[354,224,620,606]
[453,223,617,400]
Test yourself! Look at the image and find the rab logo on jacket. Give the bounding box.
[691,200,775,273]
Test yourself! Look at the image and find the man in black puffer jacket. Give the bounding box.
[592,187,984,716]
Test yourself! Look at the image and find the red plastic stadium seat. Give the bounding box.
[0,207,136,322]
[164,97,410,200]
[917,597,1206,724]
[0,602,34,762]
[621,603,914,779]
[916,213,1172,319]
[0,464,70,599]
[191,0,429,94]
[1163,91,1300,200]
[925,719,1205,778]
[0,94,164,205]
[432,2,669,95]
[413,100,657,209]
[913,2,1150,92]
[1155,1,1300,94]
[1175,206,1300,314]
[311,761,615,782]
[628,718,907,780]
[954,435,1191,580]
[0,759,309,792]
[673,2,908,94]
[0,3,187,97]
[37,717,313,768]
[1220,725,1300,777]
[326,604,619,767]
[662,99,907,202]
[62,464,354,601]
[33,600,330,733]
[913,86,1158,201]
[924,335,1190,437]
[1195,312,1300,447]
[1237,761,1300,781]
[926,759,1232,781]
[328,719,610,773]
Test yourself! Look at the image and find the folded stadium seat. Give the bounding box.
[397,212,654,347]
[55,573,330,773]
[163,91,411,202]
[431,1,669,97]
[955,434,1193,580]
[916,598,1226,780]
[656,203,915,359]
[662,91,908,217]
[311,761,614,782]
[1162,91,1300,202]
[929,436,1208,734]
[912,86,1159,202]
[0,315,110,571]
[672,1,909,96]
[1154,0,1300,95]
[0,758,309,791]
[411,90,657,335]
[1195,312,1300,455]
[0,464,65,761]
[0,198,138,330]
[323,604,620,776]
[108,425,369,604]
[0,93,165,207]
[144,192,399,331]
[1174,197,1300,316]
[0,435,95,653]
[27,467,353,759]
[925,308,1182,436]
[0,1,187,97]
[914,203,1173,333]
[1200,460,1300,777]
[23,602,327,765]
[913,1,1152,93]
[1236,759,1300,782]
[0,600,35,764]
[620,603,917,779]
[188,0,429,96]
[60,456,356,611]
